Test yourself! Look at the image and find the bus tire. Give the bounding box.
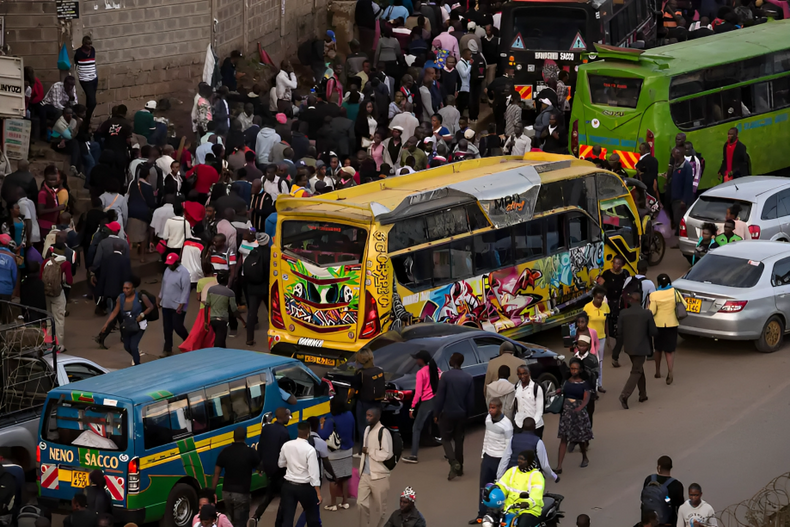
[163,483,198,527]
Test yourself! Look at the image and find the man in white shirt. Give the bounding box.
[389,102,419,140]
[497,417,558,484]
[263,165,289,203]
[161,202,192,251]
[359,407,392,527]
[278,421,322,527]
[151,200,175,238]
[308,161,334,194]
[677,484,717,527]
[275,61,298,115]
[156,144,177,176]
[471,398,513,524]
[17,195,40,244]
[513,365,545,438]
[505,122,532,157]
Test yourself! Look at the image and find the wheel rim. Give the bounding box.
[542,380,557,410]
[765,321,782,348]
[173,496,192,527]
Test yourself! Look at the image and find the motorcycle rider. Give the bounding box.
[494,450,545,527]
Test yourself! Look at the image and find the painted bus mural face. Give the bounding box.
[398,241,604,333]
[282,257,362,333]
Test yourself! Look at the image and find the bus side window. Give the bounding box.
[169,397,192,440]
[230,379,251,423]
[205,384,234,430]
[515,220,544,261]
[273,364,319,400]
[773,77,790,109]
[474,229,514,273]
[567,214,591,247]
[546,215,567,254]
[188,390,209,434]
[143,401,172,450]
[450,239,474,280]
[247,374,266,418]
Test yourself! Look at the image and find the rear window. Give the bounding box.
[43,397,128,451]
[683,254,764,288]
[367,342,436,375]
[689,196,752,222]
[512,7,587,51]
[281,221,368,267]
[588,75,643,108]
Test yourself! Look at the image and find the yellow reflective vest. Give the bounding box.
[498,467,545,517]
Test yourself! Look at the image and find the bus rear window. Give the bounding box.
[513,8,587,51]
[43,398,127,451]
[282,221,368,267]
[689,197,752,222]
[588,75,643,108]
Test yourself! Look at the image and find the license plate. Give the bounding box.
[685,298,702,314]
[299,355,337,367]
[70,470,90,488]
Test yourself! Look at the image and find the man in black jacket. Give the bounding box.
[615,290,658,409]
[718,127,749,182]
[433,352,474,480]
[252,407,291,521]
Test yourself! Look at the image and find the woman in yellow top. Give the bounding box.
[649,274,687,386]
[582,286,609,393]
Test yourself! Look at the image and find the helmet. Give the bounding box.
[483,486,506,509]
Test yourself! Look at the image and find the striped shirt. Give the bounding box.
[209,248,237,272]
[74,47,97,82]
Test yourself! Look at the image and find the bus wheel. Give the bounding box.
[164,483,198,527]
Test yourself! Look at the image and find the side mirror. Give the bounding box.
[261,411,273,425]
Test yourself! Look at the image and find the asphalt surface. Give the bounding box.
[55,245,790,527]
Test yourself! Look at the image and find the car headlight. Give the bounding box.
[482,515,496,527]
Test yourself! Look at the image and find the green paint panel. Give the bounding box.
[146,390,174,401]
[71,392,94,402]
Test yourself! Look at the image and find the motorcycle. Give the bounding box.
[482,488,565,527]
[626,178,669,267]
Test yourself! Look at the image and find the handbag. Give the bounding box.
[545,392,564,415]
[326,418,342,451]
[155,239,168,255]
[57,43,71,71]
[120,313,140,334]
[674,289,688,320]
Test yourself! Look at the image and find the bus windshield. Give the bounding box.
[43,398,128,451]
[513,7,587,51]
[588,75,643,108]
[281,221,368,267]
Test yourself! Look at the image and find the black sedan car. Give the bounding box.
[325,324,566,443]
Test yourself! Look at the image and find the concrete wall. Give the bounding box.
[1,0,328,123]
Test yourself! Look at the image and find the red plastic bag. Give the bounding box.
[348,467,360,498]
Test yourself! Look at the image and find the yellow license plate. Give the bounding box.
[686,298,702,314]
[71,470,90,488]
[301,355,336,367]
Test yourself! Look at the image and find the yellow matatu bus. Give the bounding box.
[268,154,642,366]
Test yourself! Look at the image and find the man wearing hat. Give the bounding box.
[159,253,191,356]
[133,100,166,147]
[308,161,334,194]
[383,487,426,527]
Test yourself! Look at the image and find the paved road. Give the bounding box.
[60,247,790,526]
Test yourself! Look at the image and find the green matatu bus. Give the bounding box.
[569,21,790,190]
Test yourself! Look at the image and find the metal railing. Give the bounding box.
[718,472,790,527]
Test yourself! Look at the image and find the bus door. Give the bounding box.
[599,196,641,273]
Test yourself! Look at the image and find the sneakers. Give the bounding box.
[402,455,418,464]
[612,360,621,368]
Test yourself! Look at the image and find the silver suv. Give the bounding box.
[678,176,790,261]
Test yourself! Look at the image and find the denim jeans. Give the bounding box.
[122,329,144,365]
[83,140,101,181]
[410,397,435,456]
[222,491,250,527]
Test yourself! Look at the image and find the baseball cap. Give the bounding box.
[314,180,329,194]
[144,100,157,110]
[464,129,476,140]
[106,221,121,233]
[340,166,356,176]
[0,234,11,246]
[391,125,404,132]
[165,253,180,265]
[315,160,326,168]
[276,113,287,124]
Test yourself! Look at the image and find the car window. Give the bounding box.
[443,340,479,369]
[63,362,106,384]
[772,257,790,286]
[273,363,319,400]
[683,254,764,288]
[776,189,790,218]
[473,337,504,362]
[762,194,778,221]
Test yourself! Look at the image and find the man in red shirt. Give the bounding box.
[186,162,219,203]
[37,166,64,241]
[718,127,749,182]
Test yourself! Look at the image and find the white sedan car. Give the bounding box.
[45,354,110,385]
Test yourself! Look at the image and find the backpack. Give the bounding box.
[0,466,16,515]
[472,53,487,81]
[622,275,647,309]
[640,475,675,525]
[17,504,43,527]
[378,426,403,470]
[42,258,63,297]
[243,245,268,284]
[138,290,159,321]
[359,366,386,402]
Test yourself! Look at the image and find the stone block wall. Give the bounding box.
[1,0,328,124]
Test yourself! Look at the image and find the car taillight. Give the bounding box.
[359,291,380,340]
[646,129,655,156]
[749,225,761,239]
[386,389,413,401]
[36,444,41,482]
[719,300,748,313]
[36,444,40,464]
[270,282,285,329]
[679,217,687,238]
[128,457,140,493]
[571,120,579,156]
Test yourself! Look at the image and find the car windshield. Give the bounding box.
[690,196,752,222]
[683,254,764,288]
[371,342,437,375]
[43,397,128,451]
